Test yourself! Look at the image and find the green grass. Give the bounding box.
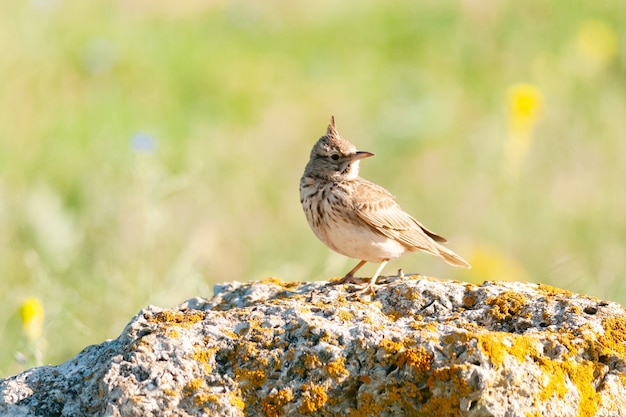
[1,0,625,377]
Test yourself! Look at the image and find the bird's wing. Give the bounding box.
[351,180,448,254]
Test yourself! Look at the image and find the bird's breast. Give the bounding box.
[300,177,407,262]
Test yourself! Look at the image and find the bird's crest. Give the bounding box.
[326,116,339,138]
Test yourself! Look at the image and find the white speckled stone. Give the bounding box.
[2,276,626,416]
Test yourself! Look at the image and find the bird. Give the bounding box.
[300,116,470,293]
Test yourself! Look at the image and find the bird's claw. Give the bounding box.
[329,275,365,286]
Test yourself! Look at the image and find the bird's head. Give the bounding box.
[304,116,374,181]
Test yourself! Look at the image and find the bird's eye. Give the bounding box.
[330,154,340,161]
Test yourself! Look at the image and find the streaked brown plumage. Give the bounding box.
[300,116,470,292]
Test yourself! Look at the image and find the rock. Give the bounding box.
[2,276,626,417]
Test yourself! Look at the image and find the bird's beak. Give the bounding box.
[351,151,375,161]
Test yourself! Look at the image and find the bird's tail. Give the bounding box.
[436,243,471,268]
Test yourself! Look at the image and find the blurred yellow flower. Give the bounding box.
[508,83,543,133]
[504,83,543,177]
[577,19,618,69]
[19,297,45,341]
[465,245,527,283]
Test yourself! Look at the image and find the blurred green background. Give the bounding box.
[1,0,625,377]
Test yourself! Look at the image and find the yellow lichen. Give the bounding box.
[193,393,220,407]
[536,283,573,297]
[404,288,422,300]
[234,368,266,389]
[380,338,403,354]
[220,328,239,339]
[569,305,583,315]
[298,382,328,414]
[385,309,403,321]
[319,330,331,342]
[349,392,384,417]
[600,317,626,357]
[337,309,354,321]
[302,352,322,369]
[260,277,302,290]
[237,341,260,361]
[229,391,246,411]
[486,291,528,321]
[324,357,349,379]
[184,378,204,394]
[475,330,604,416]
[191,347,216,373]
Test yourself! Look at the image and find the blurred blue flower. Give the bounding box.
[130,132,157,153]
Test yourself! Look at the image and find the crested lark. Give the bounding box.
[300,116,470,292]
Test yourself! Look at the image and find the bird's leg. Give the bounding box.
[330,260,368,285]
[356,259,389,295]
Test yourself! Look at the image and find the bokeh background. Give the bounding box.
[1,0,624,377]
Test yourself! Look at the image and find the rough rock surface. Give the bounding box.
[2,276,626,417]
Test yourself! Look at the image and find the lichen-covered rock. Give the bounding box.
[2,276,626,417]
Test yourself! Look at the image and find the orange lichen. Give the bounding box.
[397,346,433,372]
[260,388,294,417]
[462,293,477,308]
[147,310,205,327]
[298,382,329,414]
[420,364,473,416]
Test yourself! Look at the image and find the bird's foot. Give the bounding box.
[329,274,365,286]
[328,276,379,296]
[351,279,378,296]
